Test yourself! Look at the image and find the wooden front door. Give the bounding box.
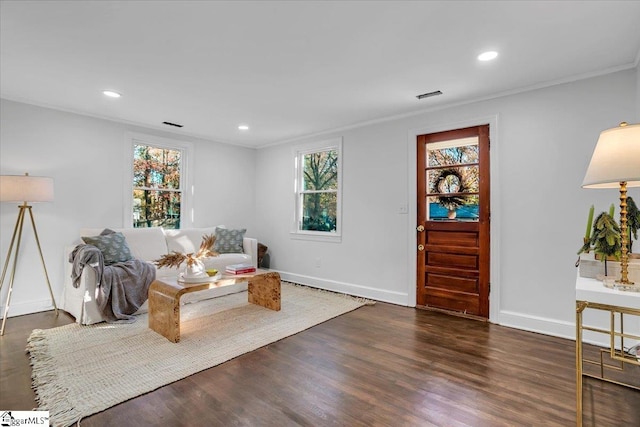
[416,125,490,318]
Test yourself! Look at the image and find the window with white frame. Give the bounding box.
[125,133,192,229]
[292,137,342,241]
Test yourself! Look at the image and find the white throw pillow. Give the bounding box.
[164,227,218,254]
[119,228,168,262]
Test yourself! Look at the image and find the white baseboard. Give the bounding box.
[276,274,630,348]
[2,298,56,318]
[276,270,409,306]
[498,309,639,349]
[499,309,575,339]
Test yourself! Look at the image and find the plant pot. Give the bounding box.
[182,258,207,279]
[594,253,620,262]
[579,252,640,282]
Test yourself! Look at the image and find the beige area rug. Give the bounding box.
[27,282,373,427]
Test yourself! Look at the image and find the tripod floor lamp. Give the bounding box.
[0,173,58,335]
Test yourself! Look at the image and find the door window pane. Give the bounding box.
[427,137,478,167]
[426,137,479,221]
[427,165,479,194]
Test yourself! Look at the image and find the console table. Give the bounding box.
[575,275,640,426]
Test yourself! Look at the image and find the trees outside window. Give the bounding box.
[293,138,342,241]
[133,144,182,228]
[125,134,192,229]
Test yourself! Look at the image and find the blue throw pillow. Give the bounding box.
[82,230,134,265]
[214,227,246,254]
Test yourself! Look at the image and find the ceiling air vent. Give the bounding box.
[416,90,443,100]
[162,121,183,128]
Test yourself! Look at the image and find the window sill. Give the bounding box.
[290,231,342,243]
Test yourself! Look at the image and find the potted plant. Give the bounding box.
[154,234,218,279]
[578,205,621,276]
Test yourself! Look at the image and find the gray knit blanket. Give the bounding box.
[70,244,156,323]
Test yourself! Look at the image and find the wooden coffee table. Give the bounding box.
[148,269,281,343]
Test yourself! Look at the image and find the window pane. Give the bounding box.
[301,192,337,231]
[133,144,181,189]
[427,138,478,167]
[427,196,479,221]
[427,165,479,194]
[302,150,338,191]
[133,189,181,229]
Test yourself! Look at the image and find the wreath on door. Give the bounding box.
[432,168,470,211]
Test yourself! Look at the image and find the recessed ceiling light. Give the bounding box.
[478,51,498,61]
[102,90,121,98]
[238,124,250,131]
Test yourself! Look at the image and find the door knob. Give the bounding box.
[416,225,425,232]
[418,244,424,251]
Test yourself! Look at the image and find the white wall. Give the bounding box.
[637,64,640,121]
[1,67,638,341]
[255,69,639,340]
[0,99,256,316]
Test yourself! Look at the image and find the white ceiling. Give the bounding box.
[2,1,640,148]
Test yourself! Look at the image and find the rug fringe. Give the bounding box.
[27,329,83,427]
[283,281,376,306]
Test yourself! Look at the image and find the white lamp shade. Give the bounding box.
[0,175,54,203]
[582,123,640,189]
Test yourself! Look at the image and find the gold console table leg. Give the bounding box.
[576,301,587,427]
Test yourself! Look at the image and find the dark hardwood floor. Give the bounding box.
[1,302,638,426]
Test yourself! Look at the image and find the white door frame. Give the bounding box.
[407,114,501,323]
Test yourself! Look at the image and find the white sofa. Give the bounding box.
[61,226,257,325]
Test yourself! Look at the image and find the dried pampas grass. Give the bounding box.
[154,233,218,268]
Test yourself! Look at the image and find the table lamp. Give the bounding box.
[582,122,640,290]
[0,173,58,335]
